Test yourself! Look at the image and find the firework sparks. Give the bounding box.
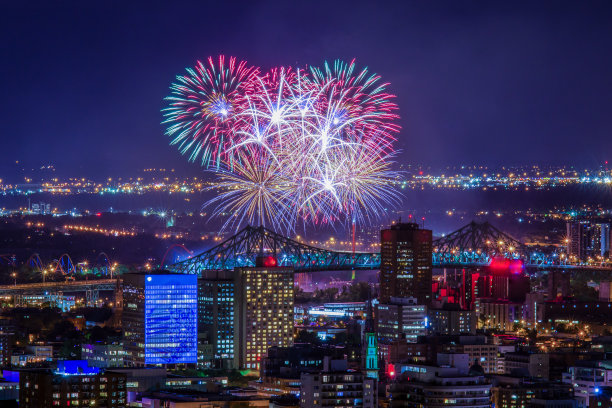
[164,57,401,232]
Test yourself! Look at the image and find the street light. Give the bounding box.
[11,272,16,286]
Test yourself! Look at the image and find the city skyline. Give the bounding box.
[2,3,612,407]
[2,1,612,180]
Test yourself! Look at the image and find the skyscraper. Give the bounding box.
[199,270,236,369]
[567,221,589,261]
[198,257,295,370]
[123,271,198,367]
[567,221,611,260]
[379,222,432,304]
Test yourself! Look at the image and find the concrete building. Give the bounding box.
[428,303,476,335]
[490,375,576,408]
[503,352,549,379]
[300,357,376,408]
[376,297,427,344]
[562,361,612,407]
[19,361,126,408]
[451,335,500,374]
[480,299,524,332]
[379,222,432,304]
[389,353,491,408]
[82,343,125,368]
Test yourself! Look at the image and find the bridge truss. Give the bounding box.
[170,221,582,275]
[170,225,380,274]
[432,221,562,267]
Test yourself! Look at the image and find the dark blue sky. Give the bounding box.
[1,1,611,179]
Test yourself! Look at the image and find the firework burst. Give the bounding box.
[164,57,401,232]
[163,56,259,167]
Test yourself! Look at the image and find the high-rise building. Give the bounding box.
[567,221,611,261]
[199,257,294,369]
[379,222,432,304]
[198,271,236,369]
[123,271,198,367]
[594,223,611,257]
[567,221,590,261]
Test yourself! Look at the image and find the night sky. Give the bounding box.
[1,1,612,179]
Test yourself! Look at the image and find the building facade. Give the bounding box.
[19,361,126,408]
[428,305,476,335]
[300,357,377,408]
[123,271,198,367]
[379,222,432,304]
[377,297,427,344]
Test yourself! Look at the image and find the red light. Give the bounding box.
[388,364,396,378]
[95,212,102,217]
[263,256,277,267]
[490,257,524,274]
[509,259,524,274]
[418,170,423,175]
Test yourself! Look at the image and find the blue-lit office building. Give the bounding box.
[123,271,197,367]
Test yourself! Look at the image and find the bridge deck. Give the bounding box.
[0,279,119,294]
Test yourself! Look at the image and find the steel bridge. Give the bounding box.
[170,221,612,274]
[170,225,381,274]
[433,221,538,266]
[0,279,120,307]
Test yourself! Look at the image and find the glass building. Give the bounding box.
[123,272,197,366]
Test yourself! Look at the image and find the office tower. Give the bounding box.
[198,271,236,369]
[377,297,427,344]
[19,361,126,408]
[199,257,294,370]
[300,357,377,408]
[123,271,197,367]
[379,222,432,304]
